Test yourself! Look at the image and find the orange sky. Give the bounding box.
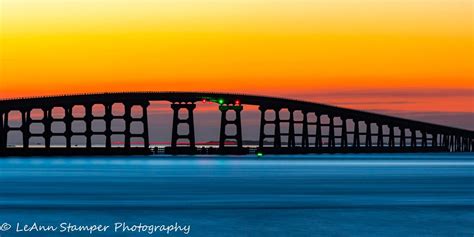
[1,0,473,113]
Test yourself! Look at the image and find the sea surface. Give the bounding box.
[0,153,473,237]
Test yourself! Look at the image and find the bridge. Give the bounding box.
[0,92,472,156]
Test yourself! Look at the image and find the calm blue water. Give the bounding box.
[1,153,473,236]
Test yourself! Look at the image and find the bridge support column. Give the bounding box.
[84,104,93,149]
[463,137,467,151]
[104,104,112,149]
[442,134,448,148]
[469,137,474,152]
[450,135,455,152]
[464,137,469,152]
[171,103,196,151]
[388,125,395,147]
[287,109,295,148]
[453,135,457,152]
[421,131,427,147]
[458,136,462,152]
[461,137,467,152]
[432,133,438,147]
[301,112,309,148]
[21,110,31,148]
[328,115,335,147]
[2,112,8,148]
[0,111,5,149]
[142,102,150,149]
[123,103,132,149]
[456,136,461,152]
[43,108,52,148]
[465,137,470,152]
[468,138,471,152]
[64,106,73,148]
[341,117,348,147]
[274,109,281,148]
[449,135,454,151]
[315,114,322,148]
[365,121,372,147]
[411,129,417,147]
[400,128,406,147]
[377,123,384,147]
[258,107,265,148]
[219,104,243,152]
[353,120,360,147]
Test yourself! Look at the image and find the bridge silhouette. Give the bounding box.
[0,92,472,156]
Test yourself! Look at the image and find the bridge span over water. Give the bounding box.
[0,92,472,156]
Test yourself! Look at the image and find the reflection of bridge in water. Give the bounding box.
[0,92,472,156]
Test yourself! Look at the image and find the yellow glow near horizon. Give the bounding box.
[0,0,473,112]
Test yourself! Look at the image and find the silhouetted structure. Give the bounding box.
[0,92,472,156]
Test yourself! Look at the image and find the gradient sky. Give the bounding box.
[1,0,473,129]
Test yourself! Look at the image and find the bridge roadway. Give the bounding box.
[0,92,472,156]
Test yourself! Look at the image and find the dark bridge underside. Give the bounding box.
[0,91,472,156]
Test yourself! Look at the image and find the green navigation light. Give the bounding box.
[257,152,264,158]
[218,99,224,104]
